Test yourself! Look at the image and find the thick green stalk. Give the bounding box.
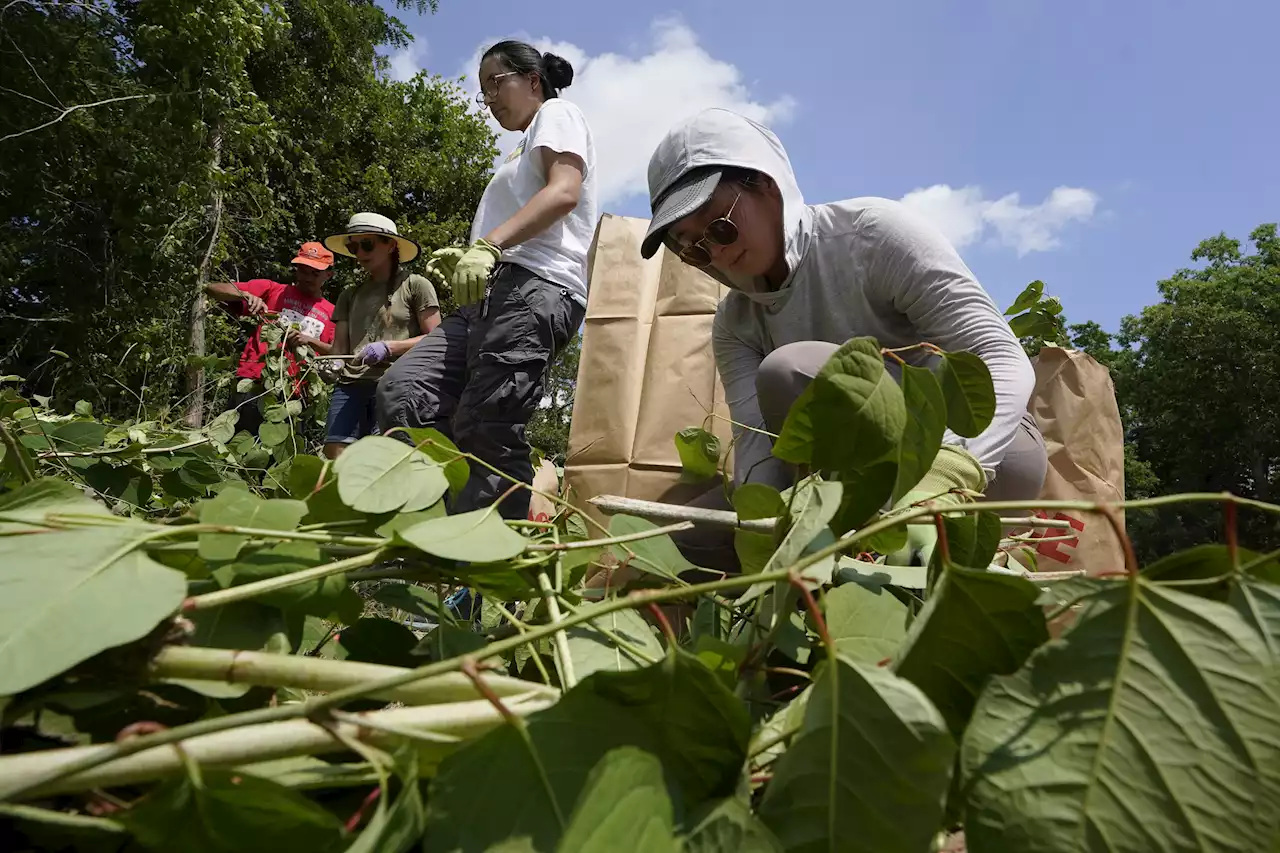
[537,567,577,690]
[0,695,555,799]
[183,549,386,611]
[1,566,797,803]
[8,490,1274,803]
[523,520,694,552]
[150,646,559,705]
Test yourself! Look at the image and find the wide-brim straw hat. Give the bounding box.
[324,212,420,263]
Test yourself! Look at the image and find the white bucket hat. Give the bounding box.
[324,212,421,263]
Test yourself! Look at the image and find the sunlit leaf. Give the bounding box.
[393,507,527,564]
[893,364,946,502]
[565,605,665,679]
[557,747,681,853]
[427,653,749,852]
[962,581,1280,853]
[399,427,469,497]
[334,436,448,514]
[758,656,955,853]
[938,352,995,438]
[259,420,290,447]
[196,489,307,562]
[206,410,239,445]
[0,527,187,695]
[1003,279,1044,316]
[822,579,909,665]
[809,337,906,473]
[0,476,112,533]
[732,483,784,574]
[607,514,699,580]
[772,383,816,465]
[675,427,722,483]
[894,567,1047,735]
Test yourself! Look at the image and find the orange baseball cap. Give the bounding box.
[292,241,334,270]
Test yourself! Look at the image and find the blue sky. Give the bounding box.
[388,0,1279,333]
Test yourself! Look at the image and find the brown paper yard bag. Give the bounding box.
[564,214,733,528]
[1023,346,1126,577]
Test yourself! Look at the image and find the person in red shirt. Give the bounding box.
[205,242,337,437]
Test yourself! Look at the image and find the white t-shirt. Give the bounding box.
[470,99,598,306]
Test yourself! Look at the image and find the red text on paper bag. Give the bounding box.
[1031,511,1086,565]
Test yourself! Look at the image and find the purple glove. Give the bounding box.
[356,341,391,365]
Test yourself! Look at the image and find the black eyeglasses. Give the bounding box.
[346,238,380,255]
[678,191,742,268]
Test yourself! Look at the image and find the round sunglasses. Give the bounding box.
[345,237,385,255]
[677,191,742,268]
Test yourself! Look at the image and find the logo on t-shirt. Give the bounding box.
[279,306,326,340]
[504,140,525,163]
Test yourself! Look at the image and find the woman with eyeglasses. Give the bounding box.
[321,212,440,459]
[377,40,596,520]
[641,108,1048,573]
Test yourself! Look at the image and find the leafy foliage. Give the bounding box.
[1039,225,1280,563]
[0,0,494,426]
[1,330,1278,853]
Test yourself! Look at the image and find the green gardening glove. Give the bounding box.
[425,247,465,289]
[885,445,987,567]
[449,239,502,305]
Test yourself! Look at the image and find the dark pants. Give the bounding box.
[376,263,584,520]
[227,386,264,438]
[671,340,1050,574]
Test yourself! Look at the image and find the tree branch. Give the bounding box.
[0,94,151,143]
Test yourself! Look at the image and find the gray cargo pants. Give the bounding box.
[375,263,584,520]
[671,340,1049,574]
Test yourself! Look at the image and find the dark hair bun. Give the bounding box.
[542,53,574,89]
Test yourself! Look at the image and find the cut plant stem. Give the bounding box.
[0,696,555,799]
[535,568,577,689]
[588,495,1078,532]
[150,646,559,706]
[7,488,1265,805]
[523,520,693,551]
[1,567,801,803]
[555,595,661,666]
[184,549,387,611]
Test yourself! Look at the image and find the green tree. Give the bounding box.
[527,332,582,463]
[1112,224,1280,558]
[0,0,492,425]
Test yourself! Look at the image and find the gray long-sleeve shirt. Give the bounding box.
[646,109,1035,488]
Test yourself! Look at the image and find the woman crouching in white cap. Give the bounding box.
[376,39,597,520]
[641,108,1048,573]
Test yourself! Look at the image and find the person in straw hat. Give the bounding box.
[376,39,597,521]
[321,212,440,459]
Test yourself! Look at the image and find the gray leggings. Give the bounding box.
[671,341,1048,573]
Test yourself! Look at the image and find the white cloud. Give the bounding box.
[455,19,797,208]
[387,40,428,82]
[899,184,1099,255]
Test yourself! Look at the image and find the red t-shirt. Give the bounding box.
[228,279,336,380]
